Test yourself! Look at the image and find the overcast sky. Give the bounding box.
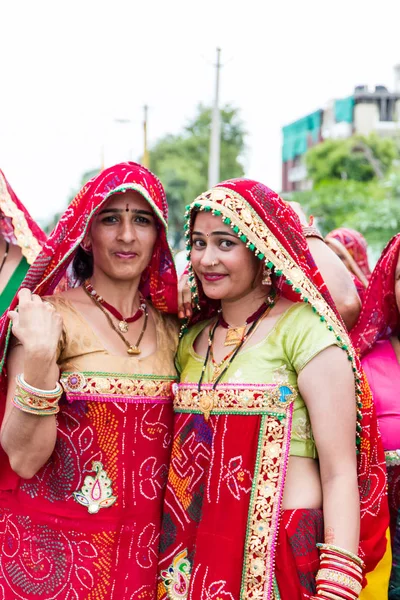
[1,0,399,223]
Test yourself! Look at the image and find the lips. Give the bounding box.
[114,252,138,259]
[202,272,227,282]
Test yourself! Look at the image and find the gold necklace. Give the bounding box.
[83,285,148,355]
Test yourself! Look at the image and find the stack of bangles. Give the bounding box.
[311,544,365,600]
[12,373,63,416]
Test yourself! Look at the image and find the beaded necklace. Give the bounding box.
[84,280,146,333]
[197,291,278,395]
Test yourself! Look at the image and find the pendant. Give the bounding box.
[225,326,246,347]
[119,320,129,333]
[198,393,214,421]
[127,346,140,355]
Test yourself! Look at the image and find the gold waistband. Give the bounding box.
[174,382,297,418]
[61,371,176,402]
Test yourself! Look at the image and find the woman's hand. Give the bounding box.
[8,289,62,358]
[177,273,193,319]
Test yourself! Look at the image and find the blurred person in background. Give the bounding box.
[351,232,400,599]
[325,228,371,303]
[0,169,46,314]
[158,179,390,600]
[0,162,178,600]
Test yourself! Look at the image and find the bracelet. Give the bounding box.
[317,544,365,570]
[12,374,63,416]
[302,224,325,242]
[16,374,63,398]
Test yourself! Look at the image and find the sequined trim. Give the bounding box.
[73,461,117,514]
[385,450,400,466]
[160,549,191,599]
[0,172,42,264]
[174,382,297,417]
[61,371,177,404]
[241,403,293,598]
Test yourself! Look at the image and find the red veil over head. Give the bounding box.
[0,161,177,372]
[326,228,371,280]
[351,233,400,357]
[184,178,389,583]
[0,169,46,264]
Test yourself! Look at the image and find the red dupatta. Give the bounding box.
[351,233,400,357]
[326,227,371,289]
[183,178,388,585]
[0,169,46,264]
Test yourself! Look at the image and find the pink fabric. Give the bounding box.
[362,339,400,451]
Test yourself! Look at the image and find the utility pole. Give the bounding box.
[143,104,150,168]
[208,47,221,188]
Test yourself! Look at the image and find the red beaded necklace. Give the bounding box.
[84,280,146,333]
[218,298,272,347]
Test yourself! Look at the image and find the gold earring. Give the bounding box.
[262,266,272,286]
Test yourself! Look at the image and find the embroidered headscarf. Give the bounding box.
[0,169,46,264]
[325,227,371,289]
[351,233,400,357]
[0,162,177,372]
[183,178,389,586]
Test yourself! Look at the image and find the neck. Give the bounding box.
[89,270,143,316]
[220,286,272,327]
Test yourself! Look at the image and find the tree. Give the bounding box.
[289,170,400,256]
[149,104,246,245]
[305,134,398,185]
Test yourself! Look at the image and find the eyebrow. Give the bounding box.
[192,230,237,238]
[98,208,154,217]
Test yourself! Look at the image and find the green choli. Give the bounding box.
[176,302,338,458]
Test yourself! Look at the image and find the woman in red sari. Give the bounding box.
[325,228,371,303]
[351,233,400,598]
[0,169,46,315]
[0,162,178,599]
[158,180,390,600]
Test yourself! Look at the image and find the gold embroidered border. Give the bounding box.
[61,372,176,398]
[241,408,292,598]
[174,383,297,416]
[190,188,350,344]
[0,172,42,264]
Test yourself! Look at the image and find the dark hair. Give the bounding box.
[73,246,93,282]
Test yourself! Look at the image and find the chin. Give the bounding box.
[200,282,229,301]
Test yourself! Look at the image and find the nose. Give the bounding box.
[199,243,218,267]
[117,219,136,244]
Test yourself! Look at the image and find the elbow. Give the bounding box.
[336,294,362,331]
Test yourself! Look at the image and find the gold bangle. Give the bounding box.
[316,569,362,595]
[302,225,325,241]
[12,395,59,416]
[16,373,63,399]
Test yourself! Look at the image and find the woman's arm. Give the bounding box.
[306,237,361,331]
[0,289,62,479]
[298,345,359,553]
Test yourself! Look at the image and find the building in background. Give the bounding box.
[281,65,400,193]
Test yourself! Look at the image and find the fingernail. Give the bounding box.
[178,311,184,319]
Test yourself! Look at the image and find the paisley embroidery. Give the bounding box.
[161,549,191,599]
[73,461,117,514]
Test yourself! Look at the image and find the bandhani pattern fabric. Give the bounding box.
[157,179,389,599]
[0,169,46,264]
[325,227,371,289]
[351,233,400,357]
[0,163,179,599]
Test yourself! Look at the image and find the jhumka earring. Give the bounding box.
[261,266,272,286]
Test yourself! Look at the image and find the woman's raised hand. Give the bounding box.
[8,289,62,357]
[177,272,193,320]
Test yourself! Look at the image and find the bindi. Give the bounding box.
[125,203,130,212]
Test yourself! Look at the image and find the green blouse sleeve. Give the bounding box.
[175,320,210,375]
[282,303,338,374]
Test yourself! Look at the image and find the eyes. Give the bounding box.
[192,237,236,250]
[101,215,153,226]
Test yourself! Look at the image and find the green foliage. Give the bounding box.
[289,169,400,256]
[305,134,398,185]
[149,104,246,243]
